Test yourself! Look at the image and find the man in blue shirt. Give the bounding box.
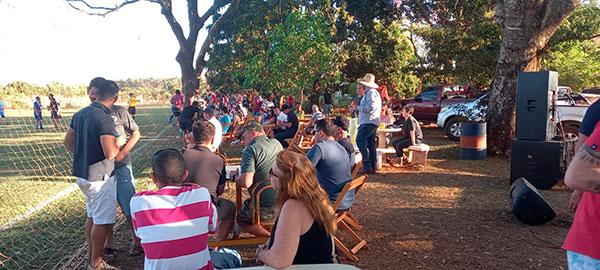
[34,96,43,129]
[306,119,354,210]
[0,96,5,124]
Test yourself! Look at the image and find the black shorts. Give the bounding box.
[128,106,136,115]
[173,107,182,117]
[180,119,194,132]
[51,111,59,119]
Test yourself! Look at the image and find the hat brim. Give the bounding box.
[357,80,379,89]
[235,129,245,138]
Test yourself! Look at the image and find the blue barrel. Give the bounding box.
[460,122,487,160]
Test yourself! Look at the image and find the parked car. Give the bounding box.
[580,87,600,103]
[391,85,481,122]
[437,93,590,141]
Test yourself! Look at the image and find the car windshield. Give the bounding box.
[417,88,438,101]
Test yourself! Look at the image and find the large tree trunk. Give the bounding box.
[488,0,578,154]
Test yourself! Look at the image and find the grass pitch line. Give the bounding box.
[0,125,172,233]
[0,184,79,233]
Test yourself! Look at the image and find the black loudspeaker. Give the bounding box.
[515,71,558,141]
[510,140,564,190]
[510,177,556,225]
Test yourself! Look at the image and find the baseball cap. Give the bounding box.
[333,116,349,131]
[235,121,264,137]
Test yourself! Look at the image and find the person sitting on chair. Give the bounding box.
[231,122,283,237]
[183,121,236,241]
[333,116,355,166]
[130,149,241,270]
[391,105,423,164]
[306,119,354,211]
[274,104,299,148]
[256,150,338,268]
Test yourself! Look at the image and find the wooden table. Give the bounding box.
[376,127,402,148]
[375,127,402,169]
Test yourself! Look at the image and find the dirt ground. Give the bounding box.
[107,124,574,270]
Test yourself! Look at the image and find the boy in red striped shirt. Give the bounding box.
[130,149,218,270]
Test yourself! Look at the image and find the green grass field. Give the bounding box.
[0,105,183,269]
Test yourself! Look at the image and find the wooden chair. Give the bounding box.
[284,124,307,150]
[208,179,275,247]
[332,174,369,262]
[351,161,362,180]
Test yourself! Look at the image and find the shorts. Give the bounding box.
[114,165,136,216]
[77,175,117,225]
[34,112,42,120]
[51,111,59,119]
[128,106,136,116]
[323,104,333,114]
[0,111,4,118]
[216,198,236,221]
[172,107,182,117]
[180,119,194,132]
[567,251,600,270]
[237,198,277,224]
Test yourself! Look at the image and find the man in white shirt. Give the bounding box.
[203,107,222,152]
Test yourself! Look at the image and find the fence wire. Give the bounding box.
[0,105,183,269]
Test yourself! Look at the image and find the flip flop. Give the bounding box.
[128,245,144,257]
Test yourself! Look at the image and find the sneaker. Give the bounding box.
[88,260,120,270]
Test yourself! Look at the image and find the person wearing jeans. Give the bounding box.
[391,105,423,164]
[353,73,382,174]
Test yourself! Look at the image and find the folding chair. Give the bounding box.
[332,174,369,262]
[208,179,274,247]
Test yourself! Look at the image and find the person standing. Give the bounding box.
[353,73,382,174]
[48,94,60,129]
[34,96,44,129]
[128,93,137,120]
[562,120,600,269]
[230,122,282,237]
[63,79,125,270]
[321,90,334,116]
[170,90,184,126]
[568,99,600,212]
[252,90,262,118]
[85,78,144,258]
[0,96,5,124]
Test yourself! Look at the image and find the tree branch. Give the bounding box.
[65,0,141,16]
[194,0,240,76]
[158,0,187,51]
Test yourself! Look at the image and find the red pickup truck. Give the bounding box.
[391,85,479,122]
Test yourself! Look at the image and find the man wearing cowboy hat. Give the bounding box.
[353,73,382,174]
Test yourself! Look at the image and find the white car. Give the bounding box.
[437,93,590,141]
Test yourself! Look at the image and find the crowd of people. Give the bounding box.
[62,73,432,270]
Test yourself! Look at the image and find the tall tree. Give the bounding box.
[487,0,579,153]
[65,0,240,104]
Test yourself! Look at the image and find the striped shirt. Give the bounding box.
[130,185,218,270]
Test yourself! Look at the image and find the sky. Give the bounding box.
[0,0,213,86]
